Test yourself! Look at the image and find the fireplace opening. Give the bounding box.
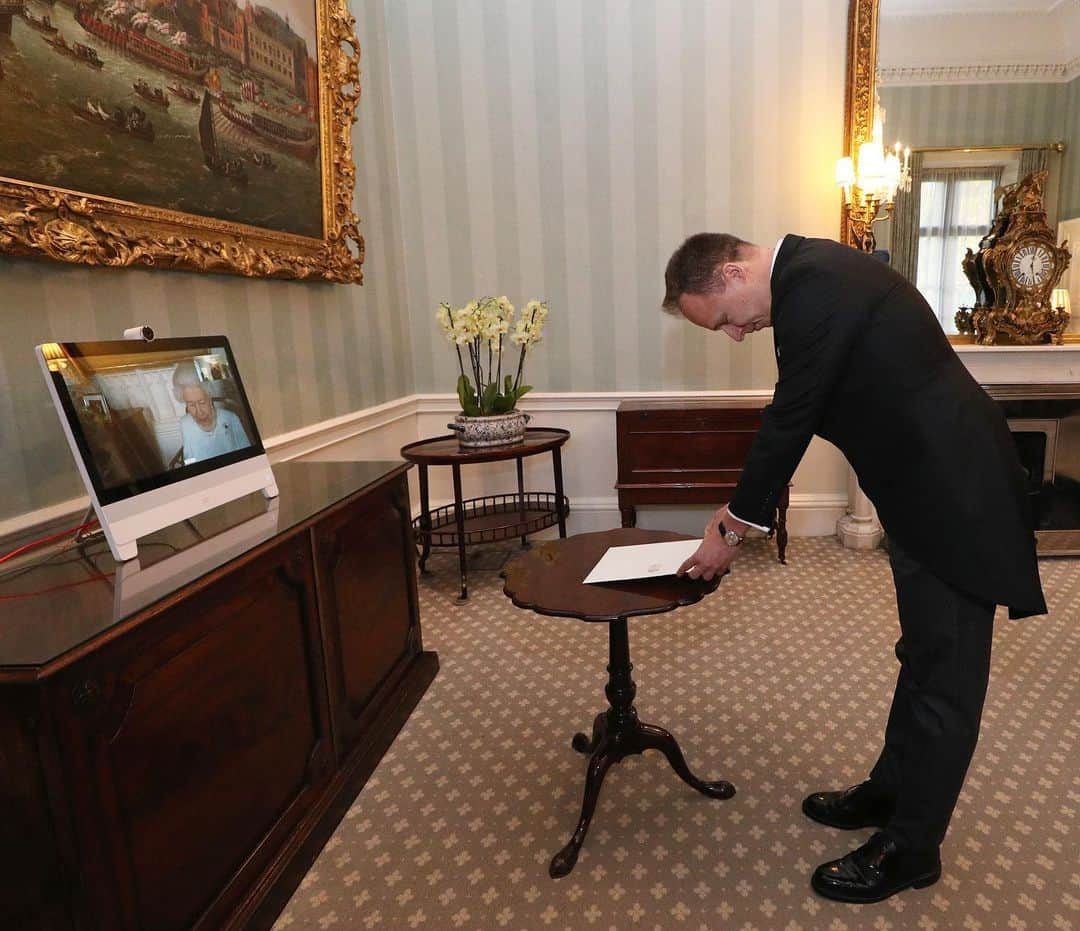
[993,390,1080,555]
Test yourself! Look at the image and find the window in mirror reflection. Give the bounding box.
[916,171,999,333]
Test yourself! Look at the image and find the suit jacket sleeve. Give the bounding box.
[728,270,870,528]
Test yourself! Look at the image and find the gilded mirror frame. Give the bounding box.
[842,0,1078,343]
[841,0,878,250]
[0,0,364,283]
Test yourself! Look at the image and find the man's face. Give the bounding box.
[676,266,770,342]
[181,385,215,430]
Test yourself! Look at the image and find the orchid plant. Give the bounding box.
[436,296,549,416]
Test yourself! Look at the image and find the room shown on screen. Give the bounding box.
[45,345,256,491]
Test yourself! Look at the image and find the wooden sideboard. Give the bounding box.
[0,461,437,931]
[615,400,790,562]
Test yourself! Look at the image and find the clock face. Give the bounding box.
[1010,243,1054,289]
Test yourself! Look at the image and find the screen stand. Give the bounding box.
[97,459,279,563]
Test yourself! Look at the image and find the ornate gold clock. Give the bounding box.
[957,170,1071,345]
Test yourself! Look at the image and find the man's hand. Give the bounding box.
[677,507,745,581]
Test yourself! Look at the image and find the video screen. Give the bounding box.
[41,338,263,504]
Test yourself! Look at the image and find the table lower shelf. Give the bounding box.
[414,492,570,546]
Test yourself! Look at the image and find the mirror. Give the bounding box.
[847,0,1080,337]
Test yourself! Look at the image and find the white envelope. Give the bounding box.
[583,539,702,584]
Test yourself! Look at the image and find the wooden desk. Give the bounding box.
[615,400,790,562]
[0,461,437,931]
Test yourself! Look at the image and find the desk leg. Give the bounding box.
[516,456,528,548]
[552,447,567,538]
[418,464,432,573]
[777,486,790,565]
[452,464,468,602]
[551,619,734,878]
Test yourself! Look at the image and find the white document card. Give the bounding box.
[583,539,702,584]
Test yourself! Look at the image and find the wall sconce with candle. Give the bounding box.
[836,93,911,253]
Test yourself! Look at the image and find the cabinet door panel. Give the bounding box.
[316,475,419,761]
[52,538,331,931]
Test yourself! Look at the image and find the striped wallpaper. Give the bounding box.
[878,82,1069,152]
[879,80,1080,221]
[1062,77,1080,220]
[1,0,852,525]
[0,0,410,522]
[385,0,849,396]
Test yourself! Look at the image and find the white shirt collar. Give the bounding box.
[770,236,785,281]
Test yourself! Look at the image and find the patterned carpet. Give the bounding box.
[274,537,1079,931]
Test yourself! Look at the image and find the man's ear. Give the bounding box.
[721,262,746,286]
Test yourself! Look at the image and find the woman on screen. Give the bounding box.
[172,361,251,465]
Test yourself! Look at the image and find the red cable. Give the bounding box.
[0,572,115,601]
[0,521,99,566]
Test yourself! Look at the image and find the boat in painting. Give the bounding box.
[20,9,59,33]
[75,3,208,80]
[167,82,199,104]
[198,90,248,184]
[69,97,155,141]
[133,78,169,108]
[211,93,317,163]
[43,33,105,68]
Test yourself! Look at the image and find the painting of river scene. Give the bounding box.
[0,0,323,239]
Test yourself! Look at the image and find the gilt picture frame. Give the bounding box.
[0,0,362,283]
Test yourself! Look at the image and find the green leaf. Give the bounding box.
[491,393,514,414]
[457,374,480,416]
[504,374,513,396]
[480,381,499,415]
[514,385,533,403]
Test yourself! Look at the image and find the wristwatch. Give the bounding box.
[718,520,744,547]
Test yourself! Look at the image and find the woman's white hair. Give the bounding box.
[172,361,211,404]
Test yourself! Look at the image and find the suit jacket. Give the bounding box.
[729,235,1046,619]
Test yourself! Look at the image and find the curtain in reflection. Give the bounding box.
[1019,147,1049,179]
[890,151,924,284]
[916,166,1004,333]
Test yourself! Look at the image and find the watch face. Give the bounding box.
[1010,243,1054,288]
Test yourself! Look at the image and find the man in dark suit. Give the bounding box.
[664,233,1046,904]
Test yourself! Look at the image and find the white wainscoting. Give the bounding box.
[1,392,851,548]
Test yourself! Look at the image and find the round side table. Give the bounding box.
[502,528,735,878]
[401,428,570,601]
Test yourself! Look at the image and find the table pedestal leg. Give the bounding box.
[552,619,734,878]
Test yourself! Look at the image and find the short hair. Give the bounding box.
[172,361,211,404]
[662,233,751,313]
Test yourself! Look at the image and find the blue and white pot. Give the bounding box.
[448,410,531,448]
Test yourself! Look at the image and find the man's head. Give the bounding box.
[662,233,774,341]
[172,361,216,431]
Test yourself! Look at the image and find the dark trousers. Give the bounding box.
[868,543,995,850]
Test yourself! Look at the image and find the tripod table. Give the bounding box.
[502,527,735,878]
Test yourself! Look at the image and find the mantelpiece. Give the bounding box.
[952,344,1080,386]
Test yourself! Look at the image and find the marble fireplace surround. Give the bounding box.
[838,345,1080,553]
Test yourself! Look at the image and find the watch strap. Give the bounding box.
[718,519,744,546]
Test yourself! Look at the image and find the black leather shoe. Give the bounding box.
[811,832,941,903]
[802,782,894,830]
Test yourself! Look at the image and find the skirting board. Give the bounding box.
[409,493,850,540]
[1,392,852,549]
